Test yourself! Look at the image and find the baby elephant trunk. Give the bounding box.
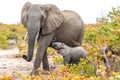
[51,42,63,50]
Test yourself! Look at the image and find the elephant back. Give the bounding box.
[54,10,84,47]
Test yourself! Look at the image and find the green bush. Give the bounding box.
[84,23,120,54]
[53,56,63,64]
[108,7,120,25]
[68,58,95,77]
[0,23,26,49]
[0,34,8,49]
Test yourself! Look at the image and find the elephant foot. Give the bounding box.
[41,70,51,75]
[30,68,51,75]
[30,69,39,76]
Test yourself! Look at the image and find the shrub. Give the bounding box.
[0,23,26,49]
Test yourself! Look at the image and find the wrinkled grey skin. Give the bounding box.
[52,42,97,74]
[52,42,88,65]
[21,2,85,75]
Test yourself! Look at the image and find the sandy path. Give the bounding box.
[0,47,19,56]
[0,48,33,75]
[0,57,33,75]
[0,48,55,77]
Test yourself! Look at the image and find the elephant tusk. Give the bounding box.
[24,32,28,40]
[24,31,39,40]
[36,32,39,40]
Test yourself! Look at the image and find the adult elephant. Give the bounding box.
[21,2,85,75]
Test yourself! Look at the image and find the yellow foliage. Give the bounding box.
[0,75,12,80]
[107,51,112,57]
[0,7,120,79]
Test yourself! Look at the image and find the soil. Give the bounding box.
[0,48,32,76]
[0,48,56,78]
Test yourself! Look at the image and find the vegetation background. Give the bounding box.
[0,7,120,80]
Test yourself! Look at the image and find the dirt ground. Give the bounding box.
[0,48,55,77]
[0,48,32,76]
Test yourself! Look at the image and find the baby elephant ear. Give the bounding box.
[42,4,64,35]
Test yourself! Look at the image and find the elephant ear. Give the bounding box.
[21,2,32,27]
[42,4,64,35]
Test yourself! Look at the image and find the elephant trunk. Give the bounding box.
[23,35,36,62]
[23,16,40,62]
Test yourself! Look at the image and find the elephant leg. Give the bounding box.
[31,44,45,75]
[42,50,49,71]
[71,40,81,47]
[63,56,70,65]
[31,32,55,75]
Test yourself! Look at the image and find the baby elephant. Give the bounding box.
[52,42,88,65]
